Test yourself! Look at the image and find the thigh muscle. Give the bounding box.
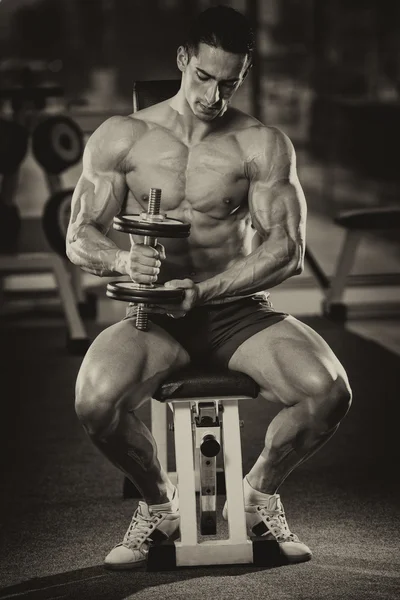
[77,318,190,411]
[228,315,349,405]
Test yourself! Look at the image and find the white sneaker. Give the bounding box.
[104,494,180,570]
[222,494,312,564]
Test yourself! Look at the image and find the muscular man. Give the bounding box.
[67,5,352,569]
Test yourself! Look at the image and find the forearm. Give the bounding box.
[66,223,127,277]
[197,241,301,304]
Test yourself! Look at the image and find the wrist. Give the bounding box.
[195,281,210,305]
[113,249,129,275]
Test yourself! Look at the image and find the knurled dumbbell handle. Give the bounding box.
[133,233,158,331]
[132,187,162,331]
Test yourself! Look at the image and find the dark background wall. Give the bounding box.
[1,0,399,190]
[1,0,399,112]
[1,0,399,97]
[0,0,204,98]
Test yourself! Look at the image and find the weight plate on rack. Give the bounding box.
[0,118,29,174]
[32,115,83,174]
[42,188,73,256]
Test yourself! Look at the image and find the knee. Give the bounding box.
[75,367,121,436]
[305,372,352,429]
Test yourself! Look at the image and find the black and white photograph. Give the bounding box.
[0,1,399,598]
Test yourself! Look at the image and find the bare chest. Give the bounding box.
[123,129,249,219]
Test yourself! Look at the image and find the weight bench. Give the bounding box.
[306,206,400,321]
[137,365,279,570]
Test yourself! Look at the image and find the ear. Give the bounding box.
[177,45,189,72]
[241,59,253,82]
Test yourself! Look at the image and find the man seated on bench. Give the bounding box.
[66,5,352,569]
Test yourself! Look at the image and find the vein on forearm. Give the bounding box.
[67,223,123,277]
[66,179,124,277]
[198,228,298,303]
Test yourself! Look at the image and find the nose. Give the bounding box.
[204,81,220,106]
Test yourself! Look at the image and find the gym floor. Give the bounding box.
[1,315,399,599]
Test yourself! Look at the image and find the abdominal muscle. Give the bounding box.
[128,205,254,287]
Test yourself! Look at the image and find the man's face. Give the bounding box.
[178,42,250,121]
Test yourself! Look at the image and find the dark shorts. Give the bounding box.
[124,295,288,368]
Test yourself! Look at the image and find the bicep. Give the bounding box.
[68,118,130,239]
[248,129,306,258]
[69,168,127,238]
[249,179,306,246]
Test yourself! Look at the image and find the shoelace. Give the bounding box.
[121,507,162,549]
[257,506,299,543]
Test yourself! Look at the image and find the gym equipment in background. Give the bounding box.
[0,64,89,354]
[41,188,74,257]
[0,118,29,252]
[32,115,84,175]
[305,207,400,321]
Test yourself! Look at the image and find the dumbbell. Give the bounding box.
[106,188,191,331]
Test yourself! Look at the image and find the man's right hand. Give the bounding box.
[117,243,166,284]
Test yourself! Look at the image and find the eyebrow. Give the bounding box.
[196,67,239,84]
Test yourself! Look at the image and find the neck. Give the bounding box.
[169,88,217,144]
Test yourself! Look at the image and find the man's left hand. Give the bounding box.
[147,278,199,318]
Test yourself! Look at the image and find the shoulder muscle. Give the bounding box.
[83,115,145,174]
[246,126,295,185]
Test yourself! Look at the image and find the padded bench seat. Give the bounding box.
[154,366,260,402]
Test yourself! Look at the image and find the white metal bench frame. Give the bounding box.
[151,395,255,567]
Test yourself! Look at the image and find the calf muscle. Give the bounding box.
[75,319,189,504]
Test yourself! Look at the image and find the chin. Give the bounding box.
[195,102,225,121]
[197,111,217,122]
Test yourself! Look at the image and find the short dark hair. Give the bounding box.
[185,5,255,63]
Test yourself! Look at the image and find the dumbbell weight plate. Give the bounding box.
[42,188,73,256]
[113,215,190,238]
[0,118,29,174]
[32,116,84,174]
[106,281,185,304]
